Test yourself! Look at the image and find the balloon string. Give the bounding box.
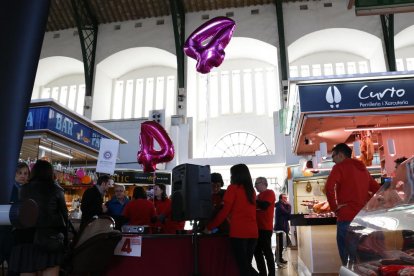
[203,75,210,158]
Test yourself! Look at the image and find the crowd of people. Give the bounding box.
[0,160,294,276]
[5,149,404,274]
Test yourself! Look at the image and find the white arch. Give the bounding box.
[32,56,83,99]
[288,28,386,72]
[395,25,414,50]
[34,56,83,86]
[226,37,278,66]
[186,37,278,72]
[97,47,177,79]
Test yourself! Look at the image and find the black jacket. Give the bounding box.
[81,185,104,224]
[21,180,68,230]
[274,201,291,233]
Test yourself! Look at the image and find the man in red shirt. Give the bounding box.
[325,143,380,265]
[254,177,276,276]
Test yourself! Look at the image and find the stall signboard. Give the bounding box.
[298,78,414,113]
[25,107,109,151]
[113,170,171,185]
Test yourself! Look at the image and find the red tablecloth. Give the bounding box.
[105,234,239,276]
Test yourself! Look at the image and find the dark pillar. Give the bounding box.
[0,0,50,204]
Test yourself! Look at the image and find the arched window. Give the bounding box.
[211,132,272,157]
[187,37,279,158]
[41,74,85,115]
[33,57,85,115]
[288,28,386,77]
[395,25,414,72]
[110,67,176,120]
[94,47,177,121]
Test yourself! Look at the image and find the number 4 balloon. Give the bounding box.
[184,16,236,74]
[137,121,175,173]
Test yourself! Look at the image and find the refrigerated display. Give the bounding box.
[340,157,414,276]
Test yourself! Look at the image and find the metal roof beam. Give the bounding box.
[71,0,98,98]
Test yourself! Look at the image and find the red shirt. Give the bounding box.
[256,189,276,230]
[207,184,258,238]
[325,158,380,222]
[153,198,172,233]
[152,198,184,234]
[122,199,156,225]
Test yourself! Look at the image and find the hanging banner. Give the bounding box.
[96,138,119,175]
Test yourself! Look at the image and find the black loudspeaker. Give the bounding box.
[171,163,212,221]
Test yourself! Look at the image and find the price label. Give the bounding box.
[114,235,142,257]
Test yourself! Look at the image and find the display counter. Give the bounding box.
[340,157,414,276]
[104,234,238,276]
[291,214,342,275]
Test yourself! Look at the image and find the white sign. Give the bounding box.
[114,235,142,257]
[96,138,119,175]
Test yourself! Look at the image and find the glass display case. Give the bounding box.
[340,157,414,276]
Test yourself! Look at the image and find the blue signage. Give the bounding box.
[298,78,414,113]
[25,107,108,151]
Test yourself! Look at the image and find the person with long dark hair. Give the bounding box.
[9,159,68,276]
[152,184,171,233]
[206,164,258,276]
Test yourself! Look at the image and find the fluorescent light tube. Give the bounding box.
[39,145,73,159]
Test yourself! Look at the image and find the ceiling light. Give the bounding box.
[387,138,396,157]
[319,142,328,159]
[344,125,414,132]
[353,140,361,158]
[39,145,73,159]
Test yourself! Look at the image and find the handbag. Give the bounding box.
[34,227,65,252]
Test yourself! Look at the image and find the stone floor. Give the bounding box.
[252,246,299,276]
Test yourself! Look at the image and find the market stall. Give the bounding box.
[284,73,414,275]
[20,98,128,207]
[285,73,414,175]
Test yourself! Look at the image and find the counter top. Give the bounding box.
[290,214,336,226]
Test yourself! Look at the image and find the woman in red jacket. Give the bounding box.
[206,164,258,276]
[123,186,156,226]
[152,184,185,234]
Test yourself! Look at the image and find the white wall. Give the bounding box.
[34,2,414,176]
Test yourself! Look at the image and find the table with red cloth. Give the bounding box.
[105,234,239,276]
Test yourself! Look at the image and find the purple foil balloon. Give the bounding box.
[184,16,236,74]
[137,121,174,173]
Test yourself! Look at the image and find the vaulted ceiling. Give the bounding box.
[47,0,312,31]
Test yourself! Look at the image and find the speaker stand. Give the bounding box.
[192,220,200,276]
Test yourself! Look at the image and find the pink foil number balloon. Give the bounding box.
[184,16,236,74]
[137,121,175,173]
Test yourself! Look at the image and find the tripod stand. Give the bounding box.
[191,220,200,276]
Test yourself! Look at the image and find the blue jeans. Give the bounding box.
[337,221,351,265]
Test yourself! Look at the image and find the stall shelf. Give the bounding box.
[340,157,414,276]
